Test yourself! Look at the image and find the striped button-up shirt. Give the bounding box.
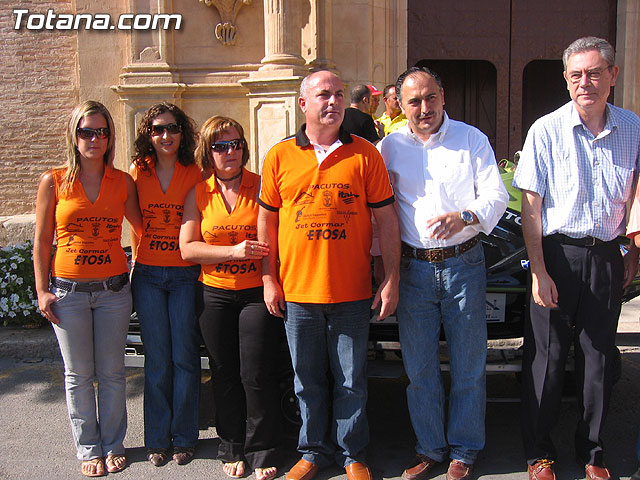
[513,101,640,240]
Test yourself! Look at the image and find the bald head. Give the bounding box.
[298,71,345,133]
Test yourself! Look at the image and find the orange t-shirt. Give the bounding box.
[133,161,202,266]
[52,167,129,278]
[196,168,263,290]
[259,127,394,304]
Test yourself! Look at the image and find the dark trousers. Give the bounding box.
[521,237,623,467]
[199,284,282,469]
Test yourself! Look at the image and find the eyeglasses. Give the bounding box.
[150,123,182,136]
[77,127,110,140]
[567,66,612,84]
[211,139,244,152]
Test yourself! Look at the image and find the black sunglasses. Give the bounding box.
[211,139,244,152]
[150,123,182,136]
[77,127,110,140]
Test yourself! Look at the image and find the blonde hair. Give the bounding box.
[60,101,116,194]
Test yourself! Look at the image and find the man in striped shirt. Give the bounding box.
[514,36,640,480]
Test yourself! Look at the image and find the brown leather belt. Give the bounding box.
[401,236,479,263]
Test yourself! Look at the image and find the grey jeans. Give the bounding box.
[50,281,131,460]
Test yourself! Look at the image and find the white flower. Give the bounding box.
[10,263,17,269]
[10,293,19,303]
[8,311,16,318]
[15,277,23,285]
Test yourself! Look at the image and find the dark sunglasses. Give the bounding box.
[211,139,244,152]
[150,123,182,136]
[77,127,110,140]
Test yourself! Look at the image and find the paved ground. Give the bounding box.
[0,300,639,480]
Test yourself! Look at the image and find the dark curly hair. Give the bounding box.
[131,102,197,170]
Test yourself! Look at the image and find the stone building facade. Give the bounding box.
[1,0,639,244]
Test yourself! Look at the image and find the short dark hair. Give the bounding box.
[383,84,396,98]
[350,84,371,104]
[395,66,442,104]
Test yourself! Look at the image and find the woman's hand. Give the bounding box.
[37,291,60,325]
[232,240,269,260]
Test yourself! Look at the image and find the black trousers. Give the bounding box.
[199,285,282,469]
[521,236,623,467]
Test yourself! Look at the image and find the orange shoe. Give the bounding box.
[286,459,318,480]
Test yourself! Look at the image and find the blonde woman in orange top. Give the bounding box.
[33,101,142,477]
[180,116,281,480]
[129,102,203,467]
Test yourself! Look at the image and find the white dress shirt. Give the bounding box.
[377,112,508,249]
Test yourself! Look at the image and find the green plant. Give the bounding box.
[0,241,43,327]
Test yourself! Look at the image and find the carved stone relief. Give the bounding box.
[200,0,252,46]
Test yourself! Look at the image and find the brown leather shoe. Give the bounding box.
[585,464,612,480]
[286,459,319,480]
[346,462,372,480]
[402,454,440,480]
[528,459,556,480]
[446,460,472,480]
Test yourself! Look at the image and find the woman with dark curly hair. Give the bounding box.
[180,116,282,480]
[129,102,204,467]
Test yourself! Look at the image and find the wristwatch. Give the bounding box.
[460,210,474,226]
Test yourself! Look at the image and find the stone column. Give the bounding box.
[616,0,640,114]
[305,0,336,71]
[240,0,312,170]
[260,0,306,71]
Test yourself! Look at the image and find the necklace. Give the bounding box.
[217,170,242,182]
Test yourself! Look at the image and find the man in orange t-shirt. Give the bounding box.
[258,71,400,480]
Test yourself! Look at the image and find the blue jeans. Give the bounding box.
[397,243,487,464]
[50,281,131,460]
[131,263,201,449]
[284,299,371,469]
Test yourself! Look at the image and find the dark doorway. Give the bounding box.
[521,60,568,144]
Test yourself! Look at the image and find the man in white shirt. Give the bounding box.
[377,67,508,480]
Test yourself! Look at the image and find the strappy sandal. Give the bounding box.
[147,448,170,467]
[81,457,105,477]
[105,454,127,473]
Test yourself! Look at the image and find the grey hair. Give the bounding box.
[562,36,615,69]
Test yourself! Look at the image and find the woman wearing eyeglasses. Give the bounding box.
[33,101,143,477]
[180,116,281,480]
[129,102,203,467]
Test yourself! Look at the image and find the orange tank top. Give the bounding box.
[133,160,202,266]
[195,169,262,290]
[52,167,129,278]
